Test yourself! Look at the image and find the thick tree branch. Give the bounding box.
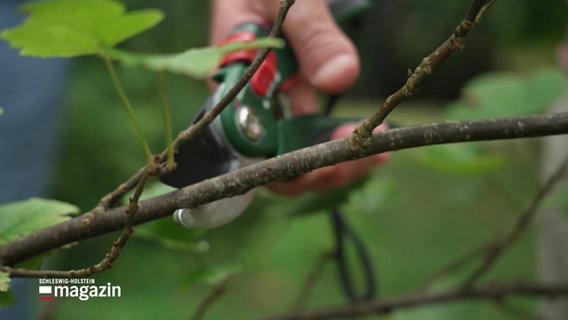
[262,282,568,320]
[1,112,568,266]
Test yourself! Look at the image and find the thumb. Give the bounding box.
[283,0,360,93]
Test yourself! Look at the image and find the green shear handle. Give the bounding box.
[212,0,372,159]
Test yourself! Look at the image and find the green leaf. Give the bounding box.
[0,272,9,292]
[104,38,285,79]
[0,198,79,245]
[417,144,506,175]
[1,0,164,57]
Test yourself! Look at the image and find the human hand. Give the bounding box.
[210,0,389,195]
[557,30,568,70]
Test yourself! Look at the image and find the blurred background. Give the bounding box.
[4,0,568,319]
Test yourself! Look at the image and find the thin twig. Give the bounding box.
[462,154,568,287]
[417,245,487,291]
[94,0,296,211]
[174,0,295,149]
[419,153,568,291]
[262,282,568,320]
[293,250,336,310]
[352,0,497,148]
[189,273,238,320]
[1,172,150,278]
[491,299,546,320]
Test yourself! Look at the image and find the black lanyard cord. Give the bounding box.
[329,208,377,302]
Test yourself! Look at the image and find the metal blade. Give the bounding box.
[159,96,238,188]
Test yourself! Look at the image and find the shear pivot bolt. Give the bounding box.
[238,106,263,141]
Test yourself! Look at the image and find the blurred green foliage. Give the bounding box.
[2,0,564,318]
[446,68,568,120]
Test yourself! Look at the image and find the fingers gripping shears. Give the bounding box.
[160,0,372,229]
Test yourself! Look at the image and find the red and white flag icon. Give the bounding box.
[39,286,52,300]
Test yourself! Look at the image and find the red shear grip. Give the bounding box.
[277,74,298,93]
[251,51,278,97]
[219,31,258,66]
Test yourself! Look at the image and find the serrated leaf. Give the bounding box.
[1,0,163,57]
[417,144,506,175]
[104,37,285,79]
[0,198,79,245]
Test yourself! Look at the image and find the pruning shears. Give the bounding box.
[160,0,373,229]
[160,0,378,303]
